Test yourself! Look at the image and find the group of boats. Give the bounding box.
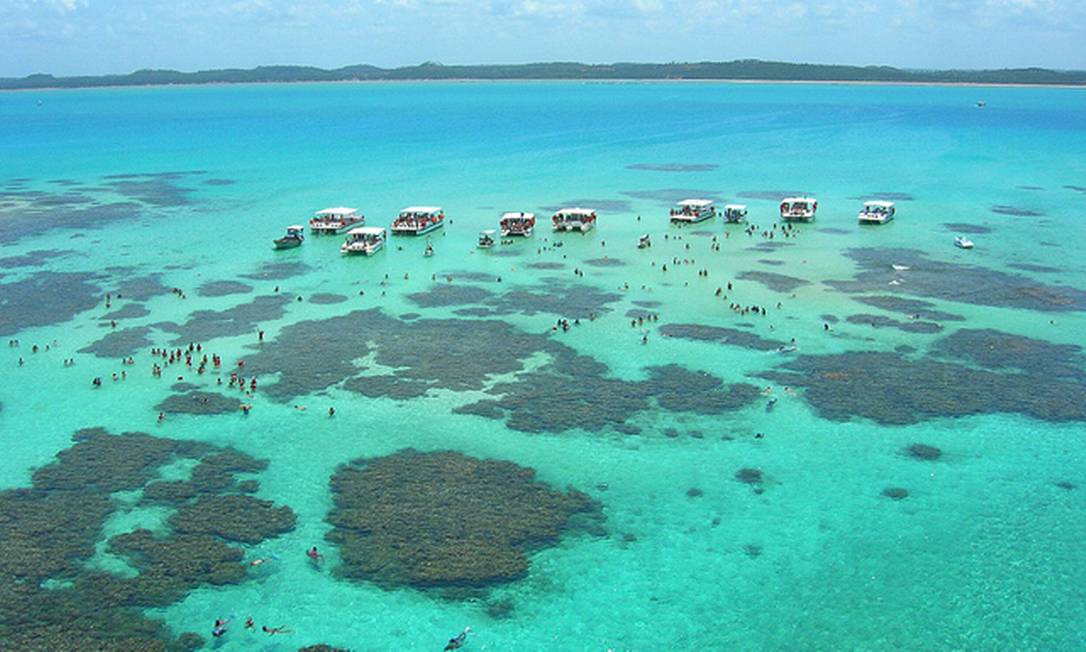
[274,196,972,254]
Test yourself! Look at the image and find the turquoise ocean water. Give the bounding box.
[1,81,1086,651]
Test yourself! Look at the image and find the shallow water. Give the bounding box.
[1,81,1085,651]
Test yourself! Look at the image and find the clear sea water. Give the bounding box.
[1,81,1086,651]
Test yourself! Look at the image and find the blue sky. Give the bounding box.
[2,0,1084,76]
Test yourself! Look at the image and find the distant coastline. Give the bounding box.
[3,60,1086,91]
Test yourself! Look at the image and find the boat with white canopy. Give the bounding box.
[858,200,895,225]
[780,197,817,222]
[391,206,445,235]
[273,225,305,250]
[478,230,496,249]
[670,199,716,223]
[309,207,363,234]
[552,207,597,232]
[340,227,386,255]
[500,212,536,237]
[724,204,748,223]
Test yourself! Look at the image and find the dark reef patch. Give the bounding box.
[241,261,312,281]
[882,487,910,500]
[0,271,101,336]
[101,302,150,321]
[0,249,75,268]
[196,280,253,297]
[246,309,757,433]
[158,294,291,343]
[932,328,1085,381]
[0,428,291,651]
[849,192,914,202]
[108,178,195,207]
[527,262,566,270]
[660,323,787,351]
[540,199,632,213]
[621,189,722,204]
[942,222,992,234]
[326,449,601,592]
[991,205,1043,217]
[853,295,965,322]
[408,281,621,319]
[827,247,1086,312]
[736,190,808,201]
[746,241,794,252]
[203,178,235,186]
[170,494,296,543]
[1007,263,1061,274]
[79,326,153,358]
[818,227,852,235]
[737,270,810,293]
[632,300,661,308]
[309,292,348,305]
[905,443,942,461]
[584,257,625,267]
[110,274,171,301]
[761,342,1086,425]
[626,163,719,173]
[156,391,241,416]
[757,259,786,267]
[845,314,943,334]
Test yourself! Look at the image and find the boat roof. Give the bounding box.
[501,212,535,219]
[724,204,747,210]
[315,207,358,215]
[863,200,895,208]
[400,206,442,214]
[347,226,385,236]
[781,197,816,203]
[678,199,713,207]
[287,225,305,230]
[555,207,596,215]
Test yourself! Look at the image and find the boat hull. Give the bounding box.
[671,213,715,224]
[273,238,303,250]
[341,243,383,256]
[391,220,444,236]
[859,215,892,225]
[310,220,362,235]
[553,222,593,232]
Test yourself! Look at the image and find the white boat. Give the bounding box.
[954,236,974,249]
[310,207,364,234]
[478,229,496,249]
[670,199,716,223]
[556,207,599,232]
[552,207,597,232]
[391,206,445,236]
[273,225,305,250]
[859,200,895,225]
[638,233,652,249]
[780,197,817,222]
[500,212,536,237]
[723,204,748,223]
[341,227,386,256]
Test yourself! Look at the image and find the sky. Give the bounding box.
[2,0,1085,77]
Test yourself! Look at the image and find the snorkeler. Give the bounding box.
[262,625,292,635]
[212,618,230,638]
[444,626,472,651]
[307,546,324,565]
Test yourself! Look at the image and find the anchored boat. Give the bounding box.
[859,200,895,225]
[670,199,716,224]
[391,206,445,236]
[552,207,597,232]
[341,227,387,256]
[273,225,305,250]
[309,207,364,234]
[723,204,748,223]
[954,236,974,249]
[500,212,536,237]
[780,197,817,222]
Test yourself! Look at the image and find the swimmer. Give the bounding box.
[212,618,230,638]
[307,546,324,564]
[294,405,307,411]
[328,406,336,417]
[157,412,165,423]
[262,625,291,635]
[444,627,472,651]
[245,616,255,629]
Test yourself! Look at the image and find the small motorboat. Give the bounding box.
[638,234,651,249]
[273,225,305,250]
[724,204,748,223]
[954,236,975,249]
[891,264,910,271]
[478,230,496,249]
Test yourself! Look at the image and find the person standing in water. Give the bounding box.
[444,627,472,650]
